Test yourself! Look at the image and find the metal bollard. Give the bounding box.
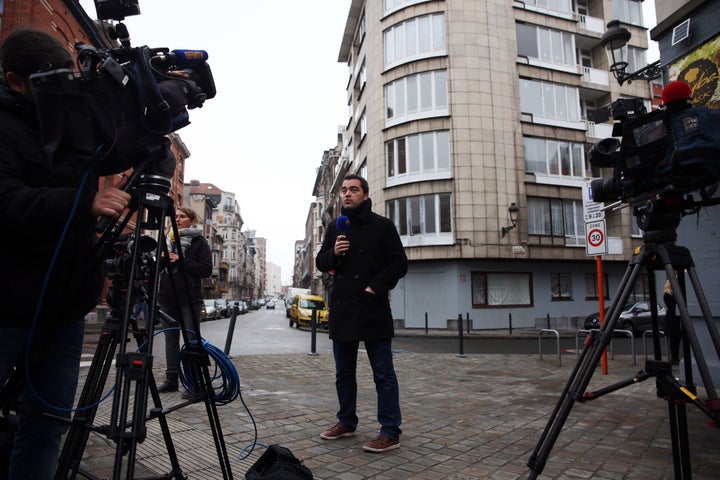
[425,312,428,334]
[223,302,239,355]
[509,313,513,335]
[308,309,318,356]
[457,314,465,357]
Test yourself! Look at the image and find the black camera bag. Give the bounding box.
[245,444,313,480]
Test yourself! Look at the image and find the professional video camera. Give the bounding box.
[589,81,720,205]
[27,13,215,187]
[103,234,156,281]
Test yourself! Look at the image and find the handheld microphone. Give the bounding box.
[336,215,350,256]
[156,49,209,68]
[336,215,350,236]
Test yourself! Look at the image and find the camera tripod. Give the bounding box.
[55,168,234,479]
[527,198,720,480]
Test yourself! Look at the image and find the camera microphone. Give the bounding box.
[661,81,692,111]
[336,215,350,256]
[156,49,209,68]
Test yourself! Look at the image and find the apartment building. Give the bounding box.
[325,0,658,330]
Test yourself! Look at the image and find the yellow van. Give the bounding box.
[289,294,329,329]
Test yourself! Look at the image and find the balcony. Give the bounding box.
[580,66,610,86]
[585,121,615,140]
[575,13,605,35]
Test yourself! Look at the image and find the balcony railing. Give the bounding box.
[580,66,610,86]
[575,13,605,34]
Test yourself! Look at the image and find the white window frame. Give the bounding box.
[386,130,451,186]
[385,70,449,127]
[384,13,446,70]
[387,193,454,247]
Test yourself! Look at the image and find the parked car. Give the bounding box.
[203,299,219,320]
[227,299,248,315]
[214,298,228,318]
[289,294,329,329]
[285,298,293,318]
[584,301,666,334]
[266,300,276,309]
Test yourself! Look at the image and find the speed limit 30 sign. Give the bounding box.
[585,220,607,256]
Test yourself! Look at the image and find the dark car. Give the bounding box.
[584,301,666,334]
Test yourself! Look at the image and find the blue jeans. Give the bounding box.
[332,339,402,440]
[0,319,84,479]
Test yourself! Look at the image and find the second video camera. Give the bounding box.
[589,82,720,204]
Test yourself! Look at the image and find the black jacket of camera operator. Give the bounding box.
[0,84,104,328]
[158,235,212,307]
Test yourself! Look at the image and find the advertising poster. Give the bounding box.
[667,34,720,108]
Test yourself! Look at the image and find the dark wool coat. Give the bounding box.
[158,234,212,307]
[0,84,103,328]
[316,199,407,341]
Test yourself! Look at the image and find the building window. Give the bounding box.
[471,272,533,307]
[626,46,647,76]
[384,13,445,69]
[520,79,580,124]
[521,0,572,15]
[527,197,585,246]
[222,229,229,240]
[612,0,643,26]
[524,137,586,179]
[551,273,572,300]
[386,193,453,246]
[584,272,609,300]
[384,0,430,14]
[386,130,451,185]
[385,70,448,127]
[516,23,576,69]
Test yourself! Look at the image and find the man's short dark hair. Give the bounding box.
[0,28,74,80]
[344,173,369,194]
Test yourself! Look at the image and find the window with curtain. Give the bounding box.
[528,197,585,246]
[524,136,585,179]
[384,12,445,68]
[551,273,572,300]
[472,272,533,307]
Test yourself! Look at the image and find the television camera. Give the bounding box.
[589,81,720,208]
[28,20,215,188]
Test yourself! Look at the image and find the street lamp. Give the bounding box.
[501,203,520,237]
[600,20,662,86]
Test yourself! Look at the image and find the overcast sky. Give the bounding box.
[80,0,352,284]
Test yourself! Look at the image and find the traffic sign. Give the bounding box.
[582,180,605,222]
[585,220,607,256]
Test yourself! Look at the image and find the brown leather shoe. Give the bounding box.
[362,434,400,452]
[320,422,356,440]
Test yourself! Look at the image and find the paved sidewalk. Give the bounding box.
[69,346,720,480]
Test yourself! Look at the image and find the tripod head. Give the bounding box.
[634,192,720,244]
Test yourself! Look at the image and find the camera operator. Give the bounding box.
[0,29,131,479]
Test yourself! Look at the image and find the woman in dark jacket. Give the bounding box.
[315,174,408,453]
[157,206,212,393]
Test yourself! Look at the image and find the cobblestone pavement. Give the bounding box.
[67,345,720,480]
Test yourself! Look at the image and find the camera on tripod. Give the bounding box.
[28,14,216,190]
[589,82,720,205]
[103,234,156,282]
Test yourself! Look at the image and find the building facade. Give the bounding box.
[324,0,659,330]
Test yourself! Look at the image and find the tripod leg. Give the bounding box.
[663,262,719,402]
[528,254,650,479]
[56,317,124,479]
[685,267,720,365]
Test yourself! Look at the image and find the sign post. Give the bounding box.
[582,181,608,374]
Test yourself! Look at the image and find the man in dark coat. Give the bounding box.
[316,174,408,453]
[0,29,131,479]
